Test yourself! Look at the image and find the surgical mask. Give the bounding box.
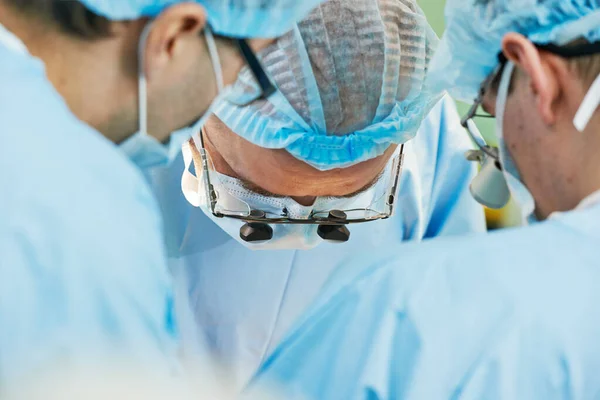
[180,141,391,250]
[201,173,325,250]
[120,24,225,169]
[181,142,317,250]
[495,61,537,224]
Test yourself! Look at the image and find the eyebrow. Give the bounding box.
[238,171,385,200]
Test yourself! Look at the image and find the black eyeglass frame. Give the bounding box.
[209,29,277,105]
[235,39,277,101]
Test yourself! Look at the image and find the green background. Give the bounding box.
[416,0,520,227]
[417,0,496,144]
[417,0,446,36]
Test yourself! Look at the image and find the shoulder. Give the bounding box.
[385,219,597,305]
[420,95,461,129]
[405,94,473,188]
[328,218,600,332]
[335,221,600,393]
[413,95,462,144]
[0,45,177,381]
[0,49,166,276]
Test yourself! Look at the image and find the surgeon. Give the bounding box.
[0,0,321,389]
[248,1,600,399]
[145,0,486,390]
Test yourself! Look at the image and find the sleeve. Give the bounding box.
[0,55,183,388]
[456,325,595,400]
[0,193,181,386]
[421,96,487,238]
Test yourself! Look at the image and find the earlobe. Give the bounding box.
[501,33,558,126]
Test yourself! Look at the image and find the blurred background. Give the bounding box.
[417,0,521,229]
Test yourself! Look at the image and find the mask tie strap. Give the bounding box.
[181,27,224,208]
[137,22,153,138]
[181,141,203,207]
[190,25,224,146]
[574,73,600,132]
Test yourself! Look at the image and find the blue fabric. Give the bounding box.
[0,36,179,386]
[78,0,325,37]
[427,0,600,102]
[250,203,600,400]
[146,95,486,390]
[213,0,442,170]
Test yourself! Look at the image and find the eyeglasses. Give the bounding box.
[460,59,506,165]
[195,132,405,242]
[461,39,600,164]
[234,39,276,102]
[205,26,276,106]
[211,33,276,106]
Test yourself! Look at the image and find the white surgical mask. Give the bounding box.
[180,141,391,250]
[120,24,225,169]
[180,141,323,250]
[495,61,537,224]
[200,180,325,250]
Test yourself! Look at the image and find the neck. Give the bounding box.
[0,4,139,143]
[577,118,600,204]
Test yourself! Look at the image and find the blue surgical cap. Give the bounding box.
[78,0,324,37]
[213,0,443,171]
[428,0,600,102]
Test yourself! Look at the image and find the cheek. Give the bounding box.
[501,98,532,173]
[502,97,546,191]
[175,61,218,125]
[220,53,246,87]
[502,107,522,154]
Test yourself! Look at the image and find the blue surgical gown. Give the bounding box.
[146,95,486,390]
[250,201,600,399]
[0,29,179,386]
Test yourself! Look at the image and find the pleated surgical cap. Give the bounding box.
[77,0,325,37]
[427,0,600,102]
[213,0,443,171]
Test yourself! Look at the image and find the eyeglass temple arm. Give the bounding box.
[387,144,405,214]
[461,102,486,147]
[460,92,500,160]
[236,39,276,98]
[195,131,218,211]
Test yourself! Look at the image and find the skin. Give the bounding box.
[481,33,600,220]
[0,1,274,145]
[1,1,394,208]
[199,115,398,206]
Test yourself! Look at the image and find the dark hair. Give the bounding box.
[488,38,600,94]
[5,0,113,39]
[565,39,600,88]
